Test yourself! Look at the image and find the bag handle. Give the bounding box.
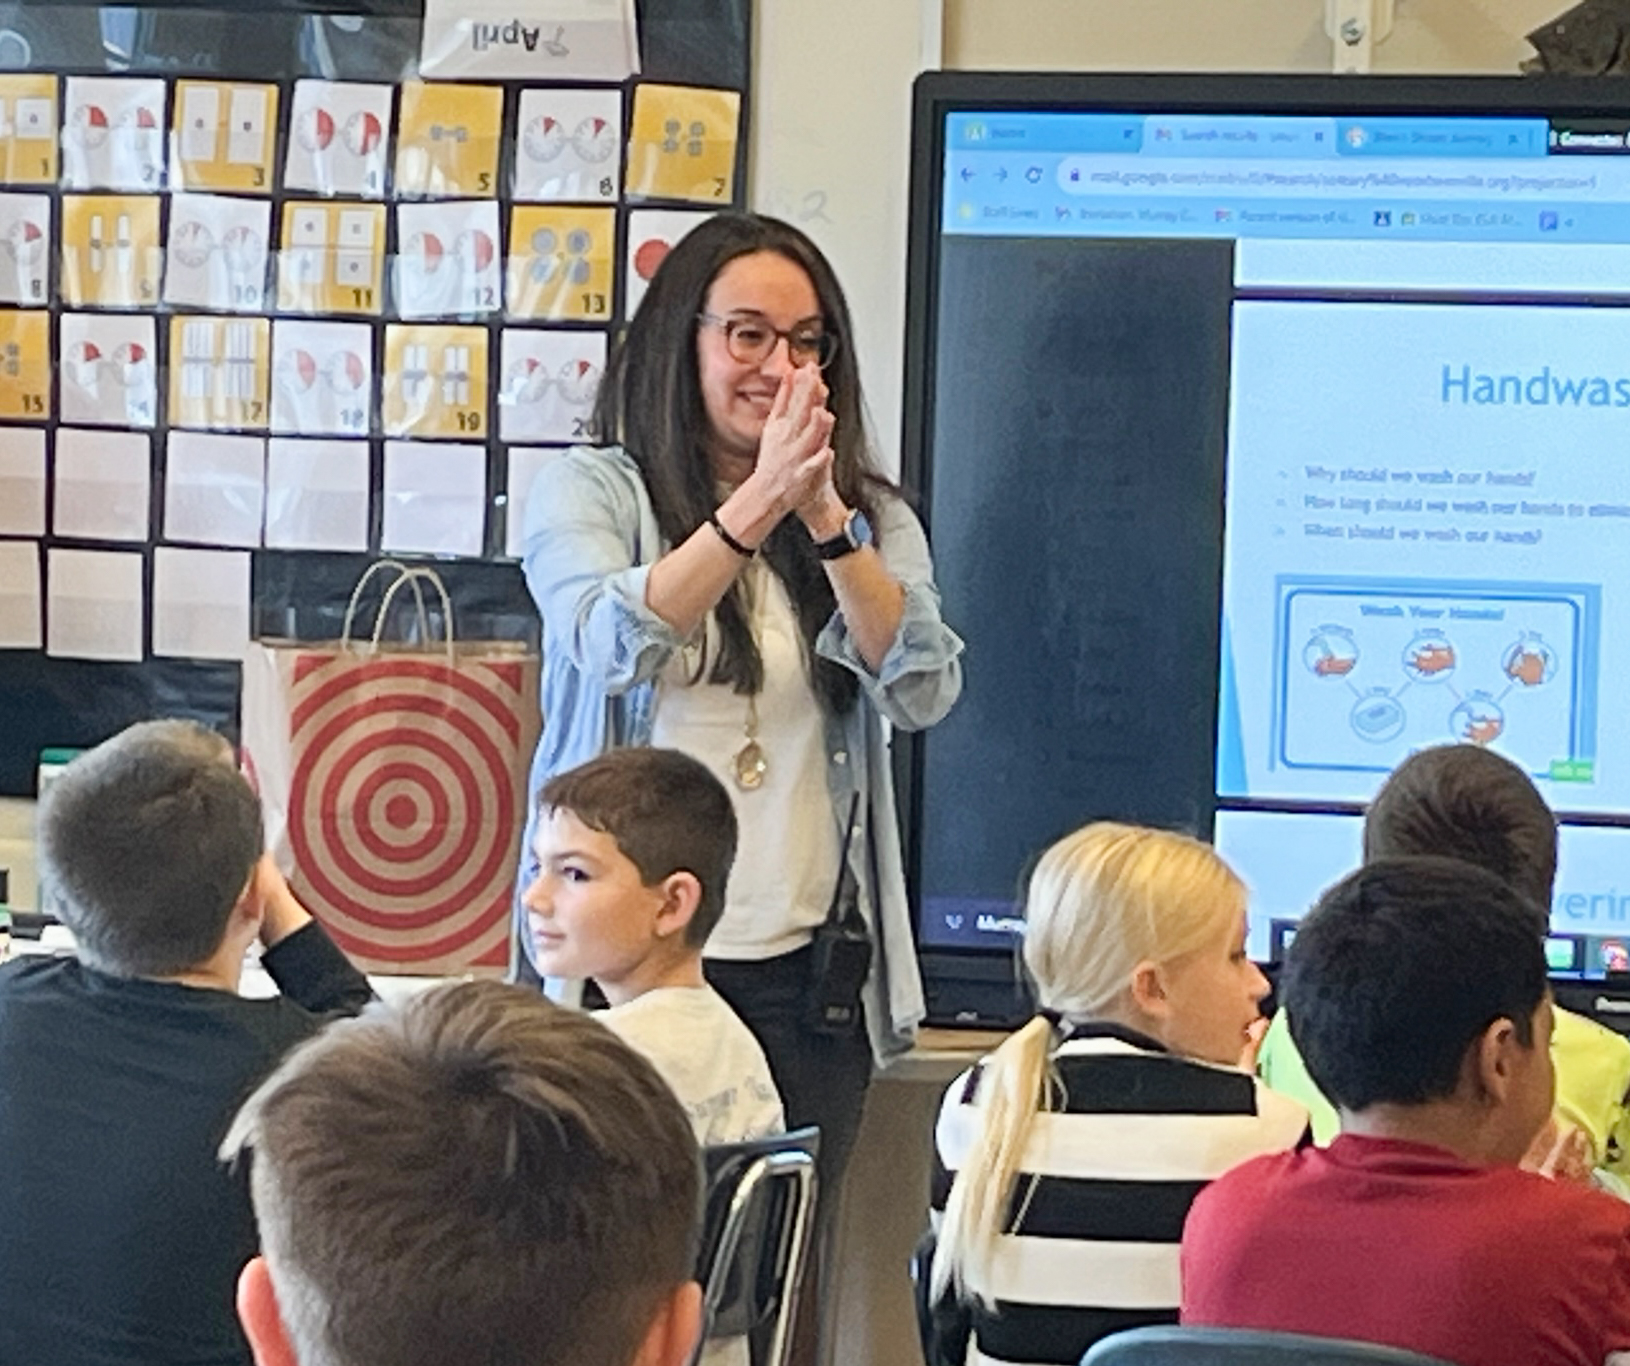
[373,567,457,663]
[341,559,431,650]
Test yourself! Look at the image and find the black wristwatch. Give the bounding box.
[814,509,873,561]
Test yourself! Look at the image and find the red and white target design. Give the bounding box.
[284,653,529,973]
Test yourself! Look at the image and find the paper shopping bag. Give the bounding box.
[242,566,540,976]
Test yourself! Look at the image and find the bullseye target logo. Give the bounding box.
[284,654,530,972]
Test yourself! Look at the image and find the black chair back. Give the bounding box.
[691,1126,821,1366]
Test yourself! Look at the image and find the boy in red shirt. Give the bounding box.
[1182,857,1630,1366]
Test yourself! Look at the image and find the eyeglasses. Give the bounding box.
[696,313,839,370]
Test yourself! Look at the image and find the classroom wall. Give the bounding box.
[749,0,936,475]
[942,0,1565,73]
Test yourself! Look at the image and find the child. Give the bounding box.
[0,719,372,1366]
[1183,857,1630,1366]
[928,823,1307,1366]
[523,746,783,1145]
[226,981,704,1366]
[1258,743,1630,1174]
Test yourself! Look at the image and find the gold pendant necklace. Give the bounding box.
[734,693,766,791]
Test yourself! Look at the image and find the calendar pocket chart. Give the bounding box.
[0,2,752,797]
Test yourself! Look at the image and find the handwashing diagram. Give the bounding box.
[1276,578,1599,780]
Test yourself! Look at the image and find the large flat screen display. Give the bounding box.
[904,76,1630,998]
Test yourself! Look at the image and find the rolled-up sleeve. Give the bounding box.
[522,450,685,695]
[815,492,964,731]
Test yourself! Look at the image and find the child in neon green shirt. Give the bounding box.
[1259,744,1630,1177]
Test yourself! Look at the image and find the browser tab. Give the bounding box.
[945,111,1142,153]
[1335,118,1548,157]
[1141,115,1339,158]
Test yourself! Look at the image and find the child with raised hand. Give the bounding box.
[928,822,1307,1366]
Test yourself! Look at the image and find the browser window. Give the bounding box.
[922,107,1630,976]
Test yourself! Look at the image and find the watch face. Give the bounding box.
[849,509,873,547]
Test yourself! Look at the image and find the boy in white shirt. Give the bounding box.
[524,746,784,1146]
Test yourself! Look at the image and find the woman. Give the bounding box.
[928,823,1307,1366]
[516,210,963,1252]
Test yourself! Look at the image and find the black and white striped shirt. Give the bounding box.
[930,1022,1308,1366]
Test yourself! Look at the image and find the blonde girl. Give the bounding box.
[927,823,1307,1366]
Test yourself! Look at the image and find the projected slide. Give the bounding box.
[1218,299,1630,812]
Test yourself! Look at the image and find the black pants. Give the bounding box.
[705,944,874,1284]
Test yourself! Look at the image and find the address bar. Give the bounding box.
[1053,155,1611,200]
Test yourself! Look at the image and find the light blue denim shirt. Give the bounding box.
[517,445,964,1061]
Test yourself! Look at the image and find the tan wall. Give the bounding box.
[750,0,936,474]
[943,0,1567,74]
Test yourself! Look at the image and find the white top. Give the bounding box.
[600,985,785,1147]
[649,560,841,960]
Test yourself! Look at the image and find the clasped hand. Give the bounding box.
[749,367,842,531]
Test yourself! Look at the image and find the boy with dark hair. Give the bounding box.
[1259,743,1630,1169]
[226,981,704,1366]
[1183,857,1630,1366]
[0,719,371,1366]
[526,746,783,1144]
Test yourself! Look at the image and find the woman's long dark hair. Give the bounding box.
[591,213,891,714]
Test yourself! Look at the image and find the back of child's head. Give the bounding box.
[933,821,1244,1306]
[1284,856,1550,1114]
[1365,744,1556,920]
[541,747,737,947]
[225,980,702,1366]
[1024,821,1245,1016]
[38,718,260,977]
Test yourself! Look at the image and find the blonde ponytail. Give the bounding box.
[931,822,1244,1308]
[931,1012,1055,1305]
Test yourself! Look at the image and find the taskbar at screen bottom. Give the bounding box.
[919,897,1023,951]
[1266,918,1630,981]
